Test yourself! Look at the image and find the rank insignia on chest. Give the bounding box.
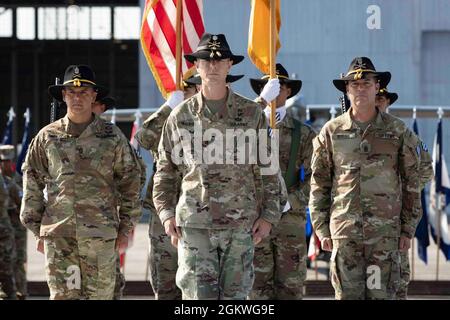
[360,140,371,154]
[335,132,356,139]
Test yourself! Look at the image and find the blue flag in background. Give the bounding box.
[412,118,431,263]
[429,117,450,261]
[16,108,31,175]
[1,108,14,145]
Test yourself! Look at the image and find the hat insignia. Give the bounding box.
[208,40,221,50]
[208,40,222,58]
[74,66,80,75]
[354,58,366,69]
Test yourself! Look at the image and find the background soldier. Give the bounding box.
[249,64,316,299]
[0,145,27,299]
[375,87,398,113]
[91,96,143,300]
[310,57,426,299]
[153,33,285,300]
[92,96,116,115]
[20,65,142,300]
[0,166,16,300]
[375,87,434,299]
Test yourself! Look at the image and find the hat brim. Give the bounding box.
[250,78,302,99]
[378,91,398,105]
[185,74,244,86]
[48,83,109,102]
[99,97,116,111]
[333,71,391,93]
[184,51,244,65]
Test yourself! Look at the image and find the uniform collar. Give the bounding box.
[194,88,236,118]
[61,113,104,137]
[341,106,384,131]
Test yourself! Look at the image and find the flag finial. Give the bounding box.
[413,106,417,120]
[329,105,337,119]
[111,108,116,124]
[306,105,310,122]
[437,107,444,119]
[24,108,30,123]
[8,107,16,121]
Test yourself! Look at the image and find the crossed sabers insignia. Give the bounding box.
[208,40,222,58]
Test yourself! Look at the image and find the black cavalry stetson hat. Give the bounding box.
[377,87,398,105]
[249,63,302,99]
[48,65,109,102]
[333,57,391,93]
[184,73,244,86]
[98,96,116,111]
[184,33,244,65]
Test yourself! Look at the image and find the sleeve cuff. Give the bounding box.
[315,227,331,241]
[401,227,414,239]
[260,210,281,226]
[159,209,176,225]
[118,222,134,237]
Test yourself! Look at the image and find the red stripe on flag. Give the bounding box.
[142,20,176,91]
[154,1,177,57]
[184,0,204,37]
[140,0,204,96]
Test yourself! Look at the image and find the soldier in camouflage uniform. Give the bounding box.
[248,64,316,299]
[135,72,244,300]
[153,33,286,300]
[309,57,427,300]
[134,78,197,300]
[92,96,126,300]
[0,168,17,300]
[0,145,27,299]
[375,87,434,299]
[20,65,142,300]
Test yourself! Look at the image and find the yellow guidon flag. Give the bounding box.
[248,0,281,74]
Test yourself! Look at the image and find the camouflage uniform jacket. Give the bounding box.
[275,113,316,217]
[135,104,172,211]
[20,114,142,239]
[4,175,21,213]
[0,174,13,232]
[153,90,284,229]
[309,108,422,240]
[417,140,433,190]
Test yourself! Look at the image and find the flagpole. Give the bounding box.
[435,107,444,281]
[175,0,183,90]
[269,0,276,129]
[411,241,415,280]
[436,193,441,281]
[411,107,416,281]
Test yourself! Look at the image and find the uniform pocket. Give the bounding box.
[387,250,401,295]
[329,246,343,294]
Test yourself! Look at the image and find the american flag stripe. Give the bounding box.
[145,11,177,89]
[140,0,205,98]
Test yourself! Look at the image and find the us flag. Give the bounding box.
[140,0,205,98]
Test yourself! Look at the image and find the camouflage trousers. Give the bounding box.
[330,237,401,300]
[249,212,307,300]
[177,227,254,300]
[44,237,116,300]
[396,250,410,300]
[9,210,27,298]
[113,254,126,300]
[0,219,17,300]
[148,213,181,300]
